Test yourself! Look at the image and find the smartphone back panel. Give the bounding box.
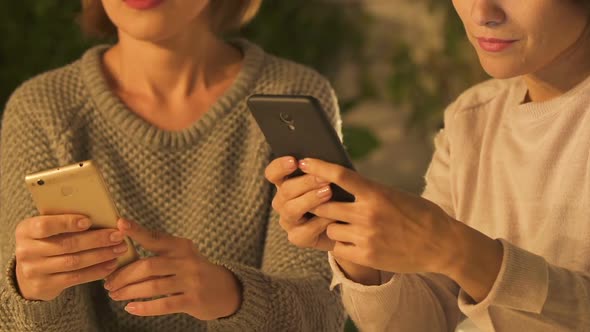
[247,94,355,203]
[25,161,137,267]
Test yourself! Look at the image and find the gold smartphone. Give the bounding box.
[25,160,137,268]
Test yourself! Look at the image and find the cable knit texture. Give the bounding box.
[0,39,345,332]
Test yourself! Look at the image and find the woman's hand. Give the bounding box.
[265,156,380,285]
[300,158,503,301]
[104,219,241,320]
[15,215,128,301]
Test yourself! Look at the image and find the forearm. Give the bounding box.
[1,257,98,332]
[208,260,345,331]
[333,257,381,286]
[457,239,590,331]
[330,254,462,332]
[444,221,504,303]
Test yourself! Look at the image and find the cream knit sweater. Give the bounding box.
[331,77,590,331]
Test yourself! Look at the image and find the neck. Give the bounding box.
[523,24,590,103]
[103,25,240,101]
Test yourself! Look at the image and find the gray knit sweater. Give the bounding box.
[0,40,345,332]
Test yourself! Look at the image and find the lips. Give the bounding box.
[124,0,164,10]
[476,37,517,52]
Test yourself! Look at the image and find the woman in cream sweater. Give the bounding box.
[266,0,590,331]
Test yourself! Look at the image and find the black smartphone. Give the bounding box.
[247,94,355,203]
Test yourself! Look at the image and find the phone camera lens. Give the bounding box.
[279,112,296,130]
[279,112,294,124]
[37,179,45,186]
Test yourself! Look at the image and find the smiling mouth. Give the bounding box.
[123,0,164,10]
[476,37,518,52]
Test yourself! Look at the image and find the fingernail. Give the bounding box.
[120,219,131,230]
[315,176,329,185]
[110,232,124,243]
[282,157,296,170]
[109,291,119,299]
[104,281,112,290]
[317,186,332,198]
[78,218,91,229]
[105,260,118,271]
[299,159,309,170]
[125,304,137,313]
[113,243,128,254]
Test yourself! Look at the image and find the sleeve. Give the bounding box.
[0,89,99,332]
[207,79,346,331]
[458,239,590,331]
[329,105,465,331]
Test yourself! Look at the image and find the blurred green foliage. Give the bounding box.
[0,1,94,107]
[389,2,487,130]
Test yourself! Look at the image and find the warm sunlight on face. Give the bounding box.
[101,0,209,42]
[452,0,589,79]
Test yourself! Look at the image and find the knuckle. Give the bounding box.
[161,298,174,311]
[278,217,291,232]
[32,218,48,238]
[362,247,378,263]
[282,204,301,222]
[20,265,36,279]
[15,221,27,238]
[278,184,293,199]
[287,231,309,248]
[141,258,155,274]
[325,225,336,239]
[364,208,380,225]
[264,166,275,182]
[333,169,347,184]
[29,279,44,295]
[150,279,163,293]
[271,197,281,211]
[15,245,30,261]
[63,254,81,269]
[66,271,83,285]
[59,236,77,252]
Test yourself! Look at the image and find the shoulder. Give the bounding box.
[237,39,334,98]
[445,78,519,118]
[261,54,333,93]
[240,40,341,128]
[3,56,88,128]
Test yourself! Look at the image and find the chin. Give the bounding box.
[116,20,178,42]
[478,57,527,80]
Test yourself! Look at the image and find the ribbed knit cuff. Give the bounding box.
[208,262,272,331]
[2,256,81,325]
[459,239,549,320]
[329,253,402,326]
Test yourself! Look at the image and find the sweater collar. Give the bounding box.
[80,39,266,149]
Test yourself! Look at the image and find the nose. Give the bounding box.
[471,0,506,27]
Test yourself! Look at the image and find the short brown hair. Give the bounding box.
[79,0,262,38]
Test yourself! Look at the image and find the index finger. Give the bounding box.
[299,158,371,197]
[118,219,177,255]
[264,156,298,187]
[18,214,91,240]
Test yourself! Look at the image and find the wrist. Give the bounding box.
[213,265,243,319]
[443,221,503,302]
[333,256,380,286]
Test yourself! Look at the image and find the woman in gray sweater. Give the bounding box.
[0,0,345,331]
